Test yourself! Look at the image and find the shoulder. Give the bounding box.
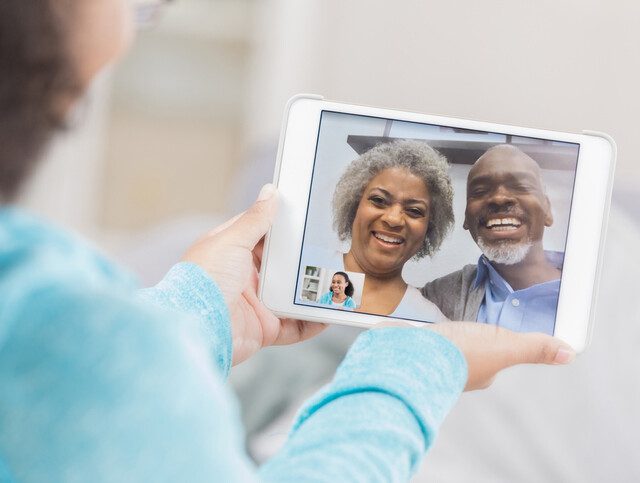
[344,296,357,308]
[431,265,477,286]
[422,265,478,295]
[0,209,134,290]
[0,213,139,350]
[0,210,203,387]
[392,286,448,322]
[0,282,246,481]
[2,281,194,365]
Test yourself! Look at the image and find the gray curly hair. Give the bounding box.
[332,139,454,258]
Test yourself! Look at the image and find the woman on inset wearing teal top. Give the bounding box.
[318,271,357,309]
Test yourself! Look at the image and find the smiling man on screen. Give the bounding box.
[422,144,562,335]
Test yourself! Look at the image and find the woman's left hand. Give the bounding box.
[182,184,326,365]
[375,320,575,391]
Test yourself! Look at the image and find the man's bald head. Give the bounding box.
[469,144,543,184]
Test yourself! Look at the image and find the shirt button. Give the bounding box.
[511,298,520,307]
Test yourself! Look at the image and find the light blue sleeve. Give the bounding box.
[260,328,467,482]
[0,283,259,483]
[139,262,233,377]
[318,292,333,305]
[0,263,466,482]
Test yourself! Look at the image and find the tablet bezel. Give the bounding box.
[259,95,616,352]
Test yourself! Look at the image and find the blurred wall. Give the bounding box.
[101,0,253,230]
[20,0,255,234]
[244,0,639,194]
[20,0,639,235]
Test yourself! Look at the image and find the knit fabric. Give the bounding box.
[0,208,467,482]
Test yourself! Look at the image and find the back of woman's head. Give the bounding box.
[0,0,79,200]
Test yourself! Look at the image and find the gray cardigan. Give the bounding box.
[421,265,485,321]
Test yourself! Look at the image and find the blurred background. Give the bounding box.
[17,0,640,481]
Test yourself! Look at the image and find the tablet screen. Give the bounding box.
[294,110,579,334]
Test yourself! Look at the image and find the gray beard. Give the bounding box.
[477,238,532,265]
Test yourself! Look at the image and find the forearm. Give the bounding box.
[260,328,467,482]
[139,262,233,376]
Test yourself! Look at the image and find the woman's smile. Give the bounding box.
[349,167,430,277]
[371,231,405,246]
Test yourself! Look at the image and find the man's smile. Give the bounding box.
[477,213,528,242]
[484,217,522,231]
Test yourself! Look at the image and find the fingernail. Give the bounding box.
[257,183,276,201]
[554,347,576,364]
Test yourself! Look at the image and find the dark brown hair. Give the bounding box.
[332,271,355,298]
[0,0,80,200]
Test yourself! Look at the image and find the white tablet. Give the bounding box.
[259,95,616,352]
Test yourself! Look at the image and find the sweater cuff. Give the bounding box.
[139,262,233,377]
[293,327,467,449]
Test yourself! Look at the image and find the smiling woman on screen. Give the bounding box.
[331,140,454,321]
[318,271,357,310]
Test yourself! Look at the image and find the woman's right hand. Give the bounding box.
[375,321,575,391]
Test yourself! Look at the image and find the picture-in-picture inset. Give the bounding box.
[300,266,365,311]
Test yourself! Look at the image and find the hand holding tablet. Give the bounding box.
[259,95,615,352]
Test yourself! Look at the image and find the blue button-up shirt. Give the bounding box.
[475,252,563,335]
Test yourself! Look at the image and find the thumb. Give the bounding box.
[224,184,278,249]
[504,331,576,366]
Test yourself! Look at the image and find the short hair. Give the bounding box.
[332,271,355,297]
[0,0,81,200]
[332,139,454,258]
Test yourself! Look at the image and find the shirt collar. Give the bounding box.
[473,250,565,289]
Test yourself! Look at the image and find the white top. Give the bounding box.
[300,244,448,323]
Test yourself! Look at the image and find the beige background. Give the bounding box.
[19,0,639,235]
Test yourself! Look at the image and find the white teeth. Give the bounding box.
[485,218,522,228]
[373,232,403,244]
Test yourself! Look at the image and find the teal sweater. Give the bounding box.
[0,209,467,482]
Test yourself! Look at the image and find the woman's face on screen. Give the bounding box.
[330,274,348,296]
[349,167,430,277]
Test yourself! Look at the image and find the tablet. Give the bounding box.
[259,95,616,352]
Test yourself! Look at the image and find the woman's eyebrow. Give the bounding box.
[369,187,391,196]
[369,187,428,205]
[403,198,429,206]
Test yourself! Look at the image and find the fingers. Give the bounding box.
[434,322,576,367]
[423,322,575,392]
[506,331,576,366]
[207,212,243,237]
[274,319,327,346]
[241,287,282,347]
[224,184,278,250]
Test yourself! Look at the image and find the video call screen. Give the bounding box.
[294,110,579,335]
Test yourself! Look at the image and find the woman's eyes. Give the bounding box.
[368,195,387,207]
[405,207,425,218]
[368,195,424,217]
